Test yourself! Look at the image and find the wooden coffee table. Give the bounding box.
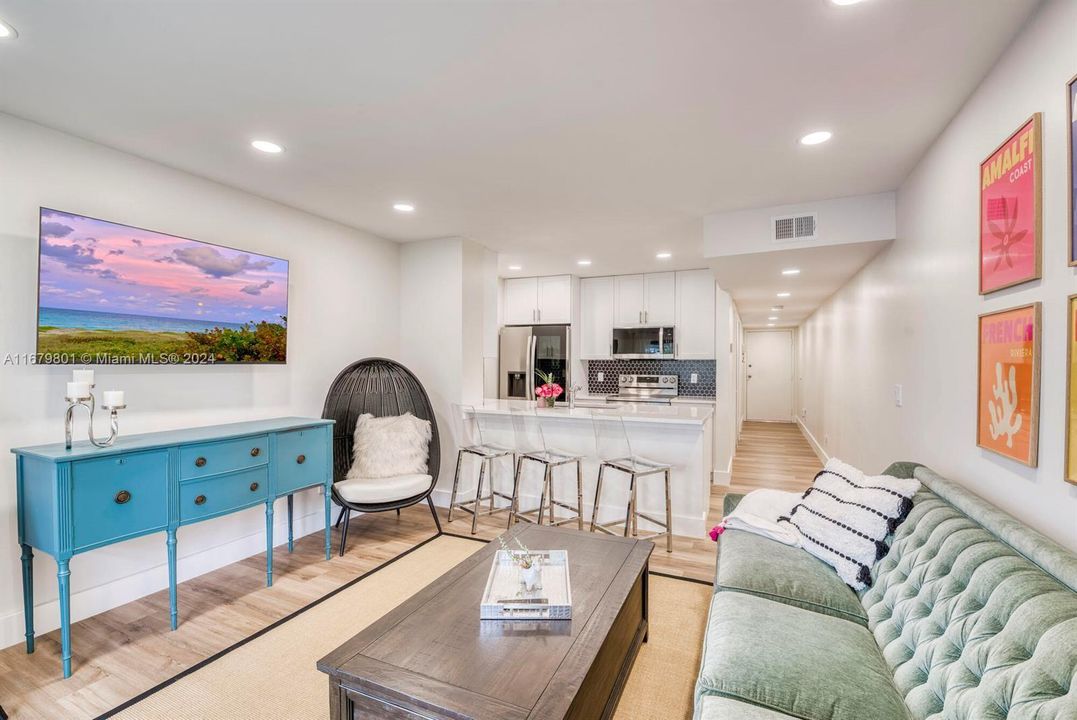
[317,524,653,720]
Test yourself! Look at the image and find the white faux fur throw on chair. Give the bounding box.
[778,458,920,591]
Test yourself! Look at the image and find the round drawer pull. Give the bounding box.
[250,447,261,457]
[296,454,306,465]
[194,494,207,506]
[195,457,207,468]
[249,482,260,492]
[114,490,132,505]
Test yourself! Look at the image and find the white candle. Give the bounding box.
[67,381,90,400]
[72,369,95,386]
[102,390,125,408]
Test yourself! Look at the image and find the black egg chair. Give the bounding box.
[322,358,442,555]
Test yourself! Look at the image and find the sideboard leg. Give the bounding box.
[265,500,274,587]
[324,484,332,560]
[287,494,294,553]
[20,544,34,654]
[57,558,72,678]
[166,528,178,630]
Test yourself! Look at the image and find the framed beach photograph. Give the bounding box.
[1067,296,1077,484]
[1069,74,1076,266]
[977,302,1041,467]
[979,114,1042,294]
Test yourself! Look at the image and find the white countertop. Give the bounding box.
[471,399,713,426]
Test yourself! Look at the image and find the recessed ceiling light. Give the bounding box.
[251,139,283,154]
[577,259,592,266]
[768,316,779,321]
[656,252,672,259]
[508,265,522,271]
[831,0,867,5]
[0,19,17,38]
[799,131,832,146]
[781,268,801,276]
[776,292,791,298]
[771,306,782,312]
[392,203,415,213]
[767,323,776,327]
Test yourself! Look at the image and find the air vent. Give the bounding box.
[772,213,817,243]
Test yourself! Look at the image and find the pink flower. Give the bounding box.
[708,524,725,542]
[536,383,563,399]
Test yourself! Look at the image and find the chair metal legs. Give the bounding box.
[427,495,442,533]
[508,456,584,529]
[590,463,673,552]
[448,449,515,534]
[338,508,351,557]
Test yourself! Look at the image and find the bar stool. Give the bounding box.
[447,404,517,534]
[507,403,585,530]
[589,409,673,552]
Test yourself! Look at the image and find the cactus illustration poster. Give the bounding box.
[1067,296,1077,484]
[979,114,1041,294]
[977,303,1041,467]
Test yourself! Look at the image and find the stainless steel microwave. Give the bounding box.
[611,327,675,359]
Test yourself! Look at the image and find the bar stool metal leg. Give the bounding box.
[664,469,673,552]
[447,449,465,523]
[590,463,606,532]
[508,455,523,528]
[471,458,487,535]
[575,460,584,531]
[623,473,636,538]
[537,464,551,526]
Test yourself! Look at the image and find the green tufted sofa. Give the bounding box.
[694,462,1077,720]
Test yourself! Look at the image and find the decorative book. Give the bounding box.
[480,550,572,621]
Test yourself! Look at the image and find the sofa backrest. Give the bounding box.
[860,464,1077,720]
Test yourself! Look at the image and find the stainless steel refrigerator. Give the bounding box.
[498,325,571,403]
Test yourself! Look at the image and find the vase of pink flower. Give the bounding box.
[534,369,563,408]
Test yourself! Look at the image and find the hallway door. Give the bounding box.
[745,330,793,422]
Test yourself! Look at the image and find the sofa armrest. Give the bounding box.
[722,493,745,517]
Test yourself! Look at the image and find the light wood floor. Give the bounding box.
[0,421,818,720]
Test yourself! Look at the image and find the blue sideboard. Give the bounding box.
[11,416,334,678]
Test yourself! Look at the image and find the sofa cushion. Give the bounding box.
[863,481,1077,720]
[717,528,868,626]
[696,591,911,720]
[697,695,796,720]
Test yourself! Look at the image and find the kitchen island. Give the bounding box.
[461,400,713,538]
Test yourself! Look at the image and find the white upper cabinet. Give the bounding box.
[675,269,715,359]
[644,272,676,326]
[503,277,539,325]
[580,276,615,359]
[502,275,572,325]
[537,275,572,324]
[614,272,675,326]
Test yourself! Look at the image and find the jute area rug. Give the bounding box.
[102,535,711,720]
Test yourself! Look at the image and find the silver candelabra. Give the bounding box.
[65,387,127,450]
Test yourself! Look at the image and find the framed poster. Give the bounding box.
[1067,296,1077,484]
[979,114,1042,294]
[977,302,1041,467]
[1069,74,1076,266]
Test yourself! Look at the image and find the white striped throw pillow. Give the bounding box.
[778,459,920,590]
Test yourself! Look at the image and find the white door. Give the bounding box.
[674,269,714,359]
[580,276,614,358]
[745,330,793,422]
[503,277,538,325]
[537,275,571,324]
[614,274,645,326]
[643,272,676,326]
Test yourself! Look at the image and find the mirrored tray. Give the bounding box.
[480,549,572,621]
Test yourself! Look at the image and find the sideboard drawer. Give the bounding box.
[180,467,270,524]
[277,427,328,494]
[71,451,168,550]
[179,435,269,480]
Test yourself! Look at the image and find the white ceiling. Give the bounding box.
[712,240,892,328]
[0,0,1039,279]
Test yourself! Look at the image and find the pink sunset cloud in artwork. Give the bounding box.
[38,209,288,332]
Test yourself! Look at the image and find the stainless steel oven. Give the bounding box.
[611,327,674,359]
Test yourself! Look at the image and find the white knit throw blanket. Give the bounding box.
[778,459,921,590]
[720,489,802,546]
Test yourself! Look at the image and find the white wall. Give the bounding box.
[712,289,738,483]
[0,113,401,648]
[798,0,1077,551]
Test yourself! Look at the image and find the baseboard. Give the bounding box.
[796,417,830,464]
[711,457,733,486]
[0,508,332,652]
[429,487,706,538]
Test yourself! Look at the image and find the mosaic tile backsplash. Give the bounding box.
[585,359,716,397]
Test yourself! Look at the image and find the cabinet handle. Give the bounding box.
[296,454,306,465]
[250,447,261,457]
[537,308,541,322]
[195,457,207,468]
[194,494,207,505]
[249,482,260,492]
[114,490,131,505]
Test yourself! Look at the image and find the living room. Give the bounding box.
[1,1,1076,719]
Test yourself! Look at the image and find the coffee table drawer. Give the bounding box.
[71,450,169,550]
[344,687,429,719]
[179,435,269,480]
[180,467,269,524]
